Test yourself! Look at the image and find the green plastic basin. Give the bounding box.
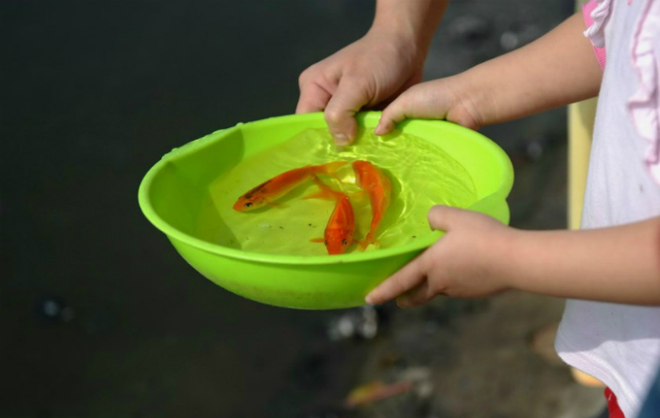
[138,111,514,309]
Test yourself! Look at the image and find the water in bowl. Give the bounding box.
[196,128,477,256]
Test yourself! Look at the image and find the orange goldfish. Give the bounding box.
[233,161,347,212]
[307,176,357,255]
[352,160,392,248]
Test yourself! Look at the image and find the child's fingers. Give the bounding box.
[396,281,433,308]
[365,255,426,305]
[323,78,369,145]
[427,205,469,231]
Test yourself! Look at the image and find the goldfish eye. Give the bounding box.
[342,239,348,246]
[244,202,253,208]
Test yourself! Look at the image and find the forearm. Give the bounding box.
[371,0,448,54]
[459,12,602,126]
[499,217,660,305]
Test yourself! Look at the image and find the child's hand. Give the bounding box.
[365,205,513,307]
[374,76,486,135]
[374,12,603,136]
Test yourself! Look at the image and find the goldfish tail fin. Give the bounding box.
[316,161,348,182]
[305,175,340,201]
[304,190,333,200]
[349,190,367,201]
[320,161,348,174]
[358,234,377,250]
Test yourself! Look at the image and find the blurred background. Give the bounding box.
[2,0,606,417]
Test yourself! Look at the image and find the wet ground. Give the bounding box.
[2,1,606,417]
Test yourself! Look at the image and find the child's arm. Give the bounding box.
[297,0,448,144]
[365,11,660,307]
[375,12,602,134]
[366,207,660,307]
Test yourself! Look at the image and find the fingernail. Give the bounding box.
[374,125,384,136]
[333,132,350,146]
[364,294,374,305]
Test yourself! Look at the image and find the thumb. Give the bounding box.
[323,78,370,145]
[427,205,468,232]
[374,93,414,136]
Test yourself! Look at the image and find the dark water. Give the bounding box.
[1,1,572,417]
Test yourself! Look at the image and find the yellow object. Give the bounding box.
[568,0,597,230]
[567,98,596,229]
[571,368,606,388]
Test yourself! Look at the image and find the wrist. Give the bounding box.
[364,25,426,66]
[441,73,489,129]
[368,19,429,52]
[370,0,447,56]
[487,225,524,292]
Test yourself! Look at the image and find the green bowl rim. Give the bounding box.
[138,111,514,265]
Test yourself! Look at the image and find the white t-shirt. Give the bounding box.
[555,1,660,417]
